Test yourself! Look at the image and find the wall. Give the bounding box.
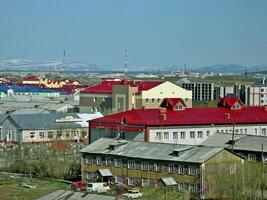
[148,124,267,145]
[142,81,192,108]
[90,127,144,143]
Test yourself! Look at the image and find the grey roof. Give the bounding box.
[36,190,116,200]
[161,177,177,186]
[98,169,113,177]
[11,108,49,115]
[81,138,225,164]
[1,113,82,130]
[201,133,267,152]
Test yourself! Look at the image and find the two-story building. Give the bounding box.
[88,97,267,145]
[80,79,192,115]
[80,138,244,199]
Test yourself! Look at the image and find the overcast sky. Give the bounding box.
[1,0,267,68]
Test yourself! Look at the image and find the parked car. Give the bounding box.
[71,181,87,191]
[87,182,110,193]
[122,188,143,199]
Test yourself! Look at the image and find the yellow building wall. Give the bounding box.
[141,81,192,107]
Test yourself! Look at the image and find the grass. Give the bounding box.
[0,178,69,200]
[141,187,183,200]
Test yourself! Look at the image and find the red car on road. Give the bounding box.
[71,181,87,191]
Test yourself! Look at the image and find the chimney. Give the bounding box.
[160,108,167,120]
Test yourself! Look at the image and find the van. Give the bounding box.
[87,182,110,193]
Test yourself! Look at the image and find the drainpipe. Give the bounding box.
[145,127,149,142]
[88,122,91,144]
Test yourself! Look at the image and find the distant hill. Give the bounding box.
[0,59,99,72]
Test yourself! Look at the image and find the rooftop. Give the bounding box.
[81,138,225,163]
[80,79,162,94]
[201,133,267,152]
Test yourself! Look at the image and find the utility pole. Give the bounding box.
[231,124,235,151]
[261,144,264,199]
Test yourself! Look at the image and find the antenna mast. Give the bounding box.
[124,49,128,78]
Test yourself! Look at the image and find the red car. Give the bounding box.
[71,181,87,191]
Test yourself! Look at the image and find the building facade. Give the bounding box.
[81,138,244,199]
[88,98,267,145]
[80,80,192,115]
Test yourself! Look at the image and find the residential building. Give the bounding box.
[201,133,267,163]
[88,97,267,145]
[181,83,250,105]
[249,85,267,106]
[181,83,214,102]
[0,112,102,144]
[0,84,64,99]
[80,79,192,115]
[80,138,244,199]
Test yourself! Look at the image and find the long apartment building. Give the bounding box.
[88,97,267,145]
[80,79,192,115]
[81,138,244,199]
[181,83,250,105]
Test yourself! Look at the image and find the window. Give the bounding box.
[206,131,210,137]
[152,98,155,103]
[128,177,135,186]
[229,164,237,174]
[156,132,162,140]
[244,129,247,134]
[178,165,184,174]
[255,128,258,135]
[154,163,159,172]
[164,132,169,140]
[145,99,149,104]
[178,183,184,191]
[141,162,149,171]
[157,98,161,103]
[57,130,62,137]
[248,154,256,162]
[168,164,175,173]
[48,131,54,138]
[261,94,264,97]
[261,100,264,103]
[115,175,123,183]
[180,132,185,139]
[87,172,93,181]
[261,88,264,92]
[128,160,135,169]
[115,159,122,167]
[240,129,243,134]
[93,97,97,102]
[197,131,203,138]
[190,131,195,139]
[173,132,178,140]
[189,166,197,176]
[96,156,102,165]
[39,132,45,138]
[262,128,266,136]
[142,178,149,187]
[189,184,198,193]
[29,132,35,139]
[86,156,93,164]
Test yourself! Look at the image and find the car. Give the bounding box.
[71,181,87,191]
[122,188,143,199]
[87,182,110,193]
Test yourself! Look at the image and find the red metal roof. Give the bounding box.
[90,105,267,127]
[217,97,243,108]
[23,76,41,81]
[80,80,162,94]
[160,98,187,109]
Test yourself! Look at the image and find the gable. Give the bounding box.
[141,81,192,99]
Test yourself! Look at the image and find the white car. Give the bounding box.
[122,188,143,199]
[87,182,110,193]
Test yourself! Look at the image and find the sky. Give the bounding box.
[0,0,267,69]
